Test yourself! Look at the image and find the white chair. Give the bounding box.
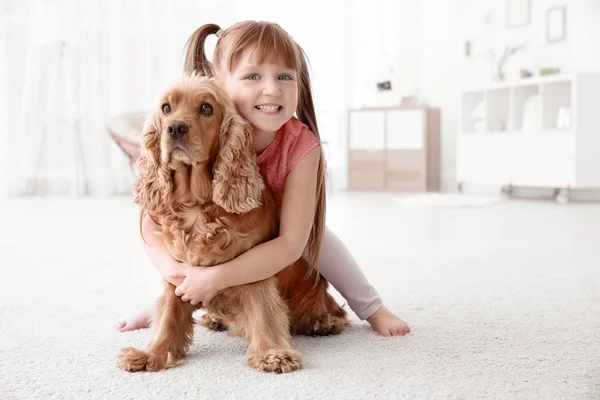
[106,111,146,174]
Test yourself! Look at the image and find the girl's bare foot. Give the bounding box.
[367,306,411,337]
[114,308,152,332]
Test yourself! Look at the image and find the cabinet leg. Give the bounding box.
[501,184,514,198]
[555,188,571,205]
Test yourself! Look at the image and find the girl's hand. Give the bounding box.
[160,262,187,287]
[169,266,224,306]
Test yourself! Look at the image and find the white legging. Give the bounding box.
[303,227,383,320]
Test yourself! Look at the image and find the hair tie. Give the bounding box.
[216,29,223,38]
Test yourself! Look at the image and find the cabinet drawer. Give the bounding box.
[348,150,385,190]
[387,170,426,191]
[386,150,425,170]
[386,150,426,191]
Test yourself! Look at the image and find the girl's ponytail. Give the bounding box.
[183,23,221,76]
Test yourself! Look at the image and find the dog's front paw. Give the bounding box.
[246,349,304,374]
[117,347,165,372]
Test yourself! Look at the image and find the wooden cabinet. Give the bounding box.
[348,107,440,191]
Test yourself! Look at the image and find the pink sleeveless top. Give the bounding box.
[256,117,319,206]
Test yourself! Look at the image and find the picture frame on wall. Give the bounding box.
[547,6,567,43]
[506,0,531,28]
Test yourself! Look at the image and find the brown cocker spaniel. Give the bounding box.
[116,75,348,374]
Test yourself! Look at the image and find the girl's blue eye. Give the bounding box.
[245,74,260,80]
[279,74,293,81]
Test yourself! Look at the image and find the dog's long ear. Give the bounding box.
[133,112,172,217]
[212,111,264,214]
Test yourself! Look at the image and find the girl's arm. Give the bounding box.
[213,146,321,290]
[141,214,186,287]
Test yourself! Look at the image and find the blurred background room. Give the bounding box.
[1,0,598,398]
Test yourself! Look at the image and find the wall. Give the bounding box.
[0,0,8,196]
[416,0,466,190]
[416,0,600,193]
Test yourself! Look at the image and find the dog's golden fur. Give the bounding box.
[117,75,348,374]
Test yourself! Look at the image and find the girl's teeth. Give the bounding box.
[256,105,280,112]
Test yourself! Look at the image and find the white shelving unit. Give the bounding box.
[457,73,600,203]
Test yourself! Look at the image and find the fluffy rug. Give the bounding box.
[0,195,598,399]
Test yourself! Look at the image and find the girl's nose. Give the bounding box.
[262,78,281,95]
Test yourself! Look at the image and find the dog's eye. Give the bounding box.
[162,103,172,115]
[200,103,213,116]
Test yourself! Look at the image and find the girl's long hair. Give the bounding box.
[184,21,326,280]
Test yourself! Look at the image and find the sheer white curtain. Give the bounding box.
[1,0,234,196]
[1,0,400,196]
[0,0,8,197]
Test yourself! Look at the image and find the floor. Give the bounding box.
[0,192,598,399]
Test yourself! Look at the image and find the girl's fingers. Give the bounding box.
[174,285,184,297]
[168,270,185,279]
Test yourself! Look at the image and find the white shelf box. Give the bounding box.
[513,85,540,132]
[486,89,509,132]
[457,73,600,191]
[461,91,484,133]
[542,81,572,130]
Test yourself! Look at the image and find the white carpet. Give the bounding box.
[394,193,505,207]
[0,193,599,399]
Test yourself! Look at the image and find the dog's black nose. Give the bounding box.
[167,121,189,139]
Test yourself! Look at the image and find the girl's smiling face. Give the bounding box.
[216,49,298,136]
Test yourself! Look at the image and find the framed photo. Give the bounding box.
[547,6,567,43]
[506,0,531,28]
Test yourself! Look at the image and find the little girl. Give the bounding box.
[115,21,410,337]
